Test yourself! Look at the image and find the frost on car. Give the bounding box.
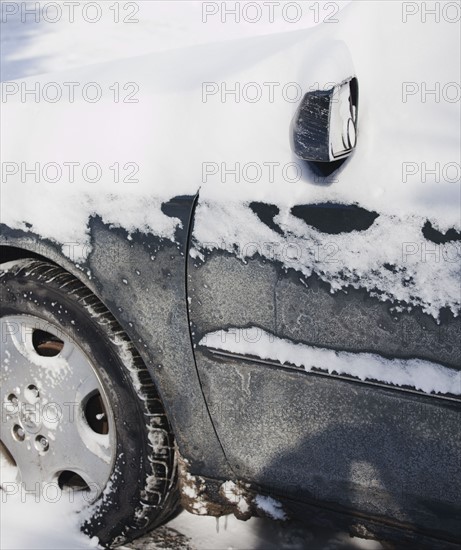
[1,2,460,549]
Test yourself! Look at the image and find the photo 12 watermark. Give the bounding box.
[401,162,460,184]
[401,2,460,23]
[202,80,342,104]
[1,1,139,24]
[402,242,460,263]
[201,160,339,185]
[202,161,303,184]
[2,397,79,432]
[195,240,340,266]
[1,481,100,503]
[1,81,140,104]
[202,81,303,104]
[1,161,140,184]
[402,82,460,103]
[201,1,341,24]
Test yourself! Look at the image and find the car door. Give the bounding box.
[185,1,460,541]
[187,197,461,539]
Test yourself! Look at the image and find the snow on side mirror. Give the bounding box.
[291,77,359,163]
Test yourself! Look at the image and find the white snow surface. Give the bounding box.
[1,1,460,317]
[254,494,287,521]
[0,452,101,549]
[201,327,461,396]
[1,1,349,81]
[122,511,384,550]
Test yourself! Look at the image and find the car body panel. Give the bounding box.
[0,199,233,479]
[186,237,461,541]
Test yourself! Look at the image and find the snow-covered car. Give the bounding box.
[1,3,460,548]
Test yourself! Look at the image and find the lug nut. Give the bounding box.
[35,435,49,452]
[7,394,18,405]
[25,384,40,403]
[12,424,25,442]
[27,385,39,398]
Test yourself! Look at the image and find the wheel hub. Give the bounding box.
[6,387,49,444]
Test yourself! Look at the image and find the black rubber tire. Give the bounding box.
[0,259,180,547]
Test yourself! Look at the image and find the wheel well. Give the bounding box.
[0,245,56,265]
[0,257,180,544]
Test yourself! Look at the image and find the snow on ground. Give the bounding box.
[0,450,100,549]
[123,512,385,550]
[1,431,382,550]
[1,443,383,550]
[0,499,100,550]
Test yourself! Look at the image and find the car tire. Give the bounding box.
[0,258,180,547]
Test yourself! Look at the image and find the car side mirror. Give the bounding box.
[291,77,359,163]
